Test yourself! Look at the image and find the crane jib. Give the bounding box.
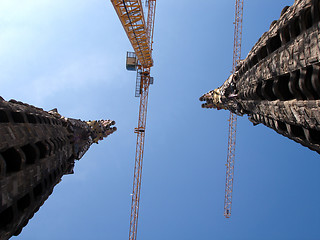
[122,0,148,66]
[111,0,153,68]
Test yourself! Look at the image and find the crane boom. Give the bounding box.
[111,1,156,239]
[224,0,244,218]
[111,0,153,68]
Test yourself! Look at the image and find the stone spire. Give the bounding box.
[0,97,116,239]
[200,0,320,153]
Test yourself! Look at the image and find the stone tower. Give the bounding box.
[0,97,116,239]
[200,0,320,154]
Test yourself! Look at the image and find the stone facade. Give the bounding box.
[200,0,320,153]
[0,97,116,239]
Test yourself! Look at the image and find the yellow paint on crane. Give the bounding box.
[111,0,153,68]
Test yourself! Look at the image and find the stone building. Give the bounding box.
[200,0,320,153]
[0,97,116,239]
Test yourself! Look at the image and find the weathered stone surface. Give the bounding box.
[0,97,116,239]
[200,0,320,153]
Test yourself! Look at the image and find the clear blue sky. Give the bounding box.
[1,0,319,239]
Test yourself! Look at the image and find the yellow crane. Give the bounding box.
[111,0,156,239]
[224,0,244,218]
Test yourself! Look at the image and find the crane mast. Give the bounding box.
[224,0,244,218]
[111,0,156,239]
[130,70,150,240]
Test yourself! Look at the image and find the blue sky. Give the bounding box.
[1,0,319,239]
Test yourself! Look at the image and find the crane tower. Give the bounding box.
[110,1,156,239]
[224,0,244,218]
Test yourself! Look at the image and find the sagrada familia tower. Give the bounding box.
[200,0,320,154]
[0,97,116,239]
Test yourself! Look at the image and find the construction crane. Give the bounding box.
[224,0,244,218]
[110,0,156,239]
